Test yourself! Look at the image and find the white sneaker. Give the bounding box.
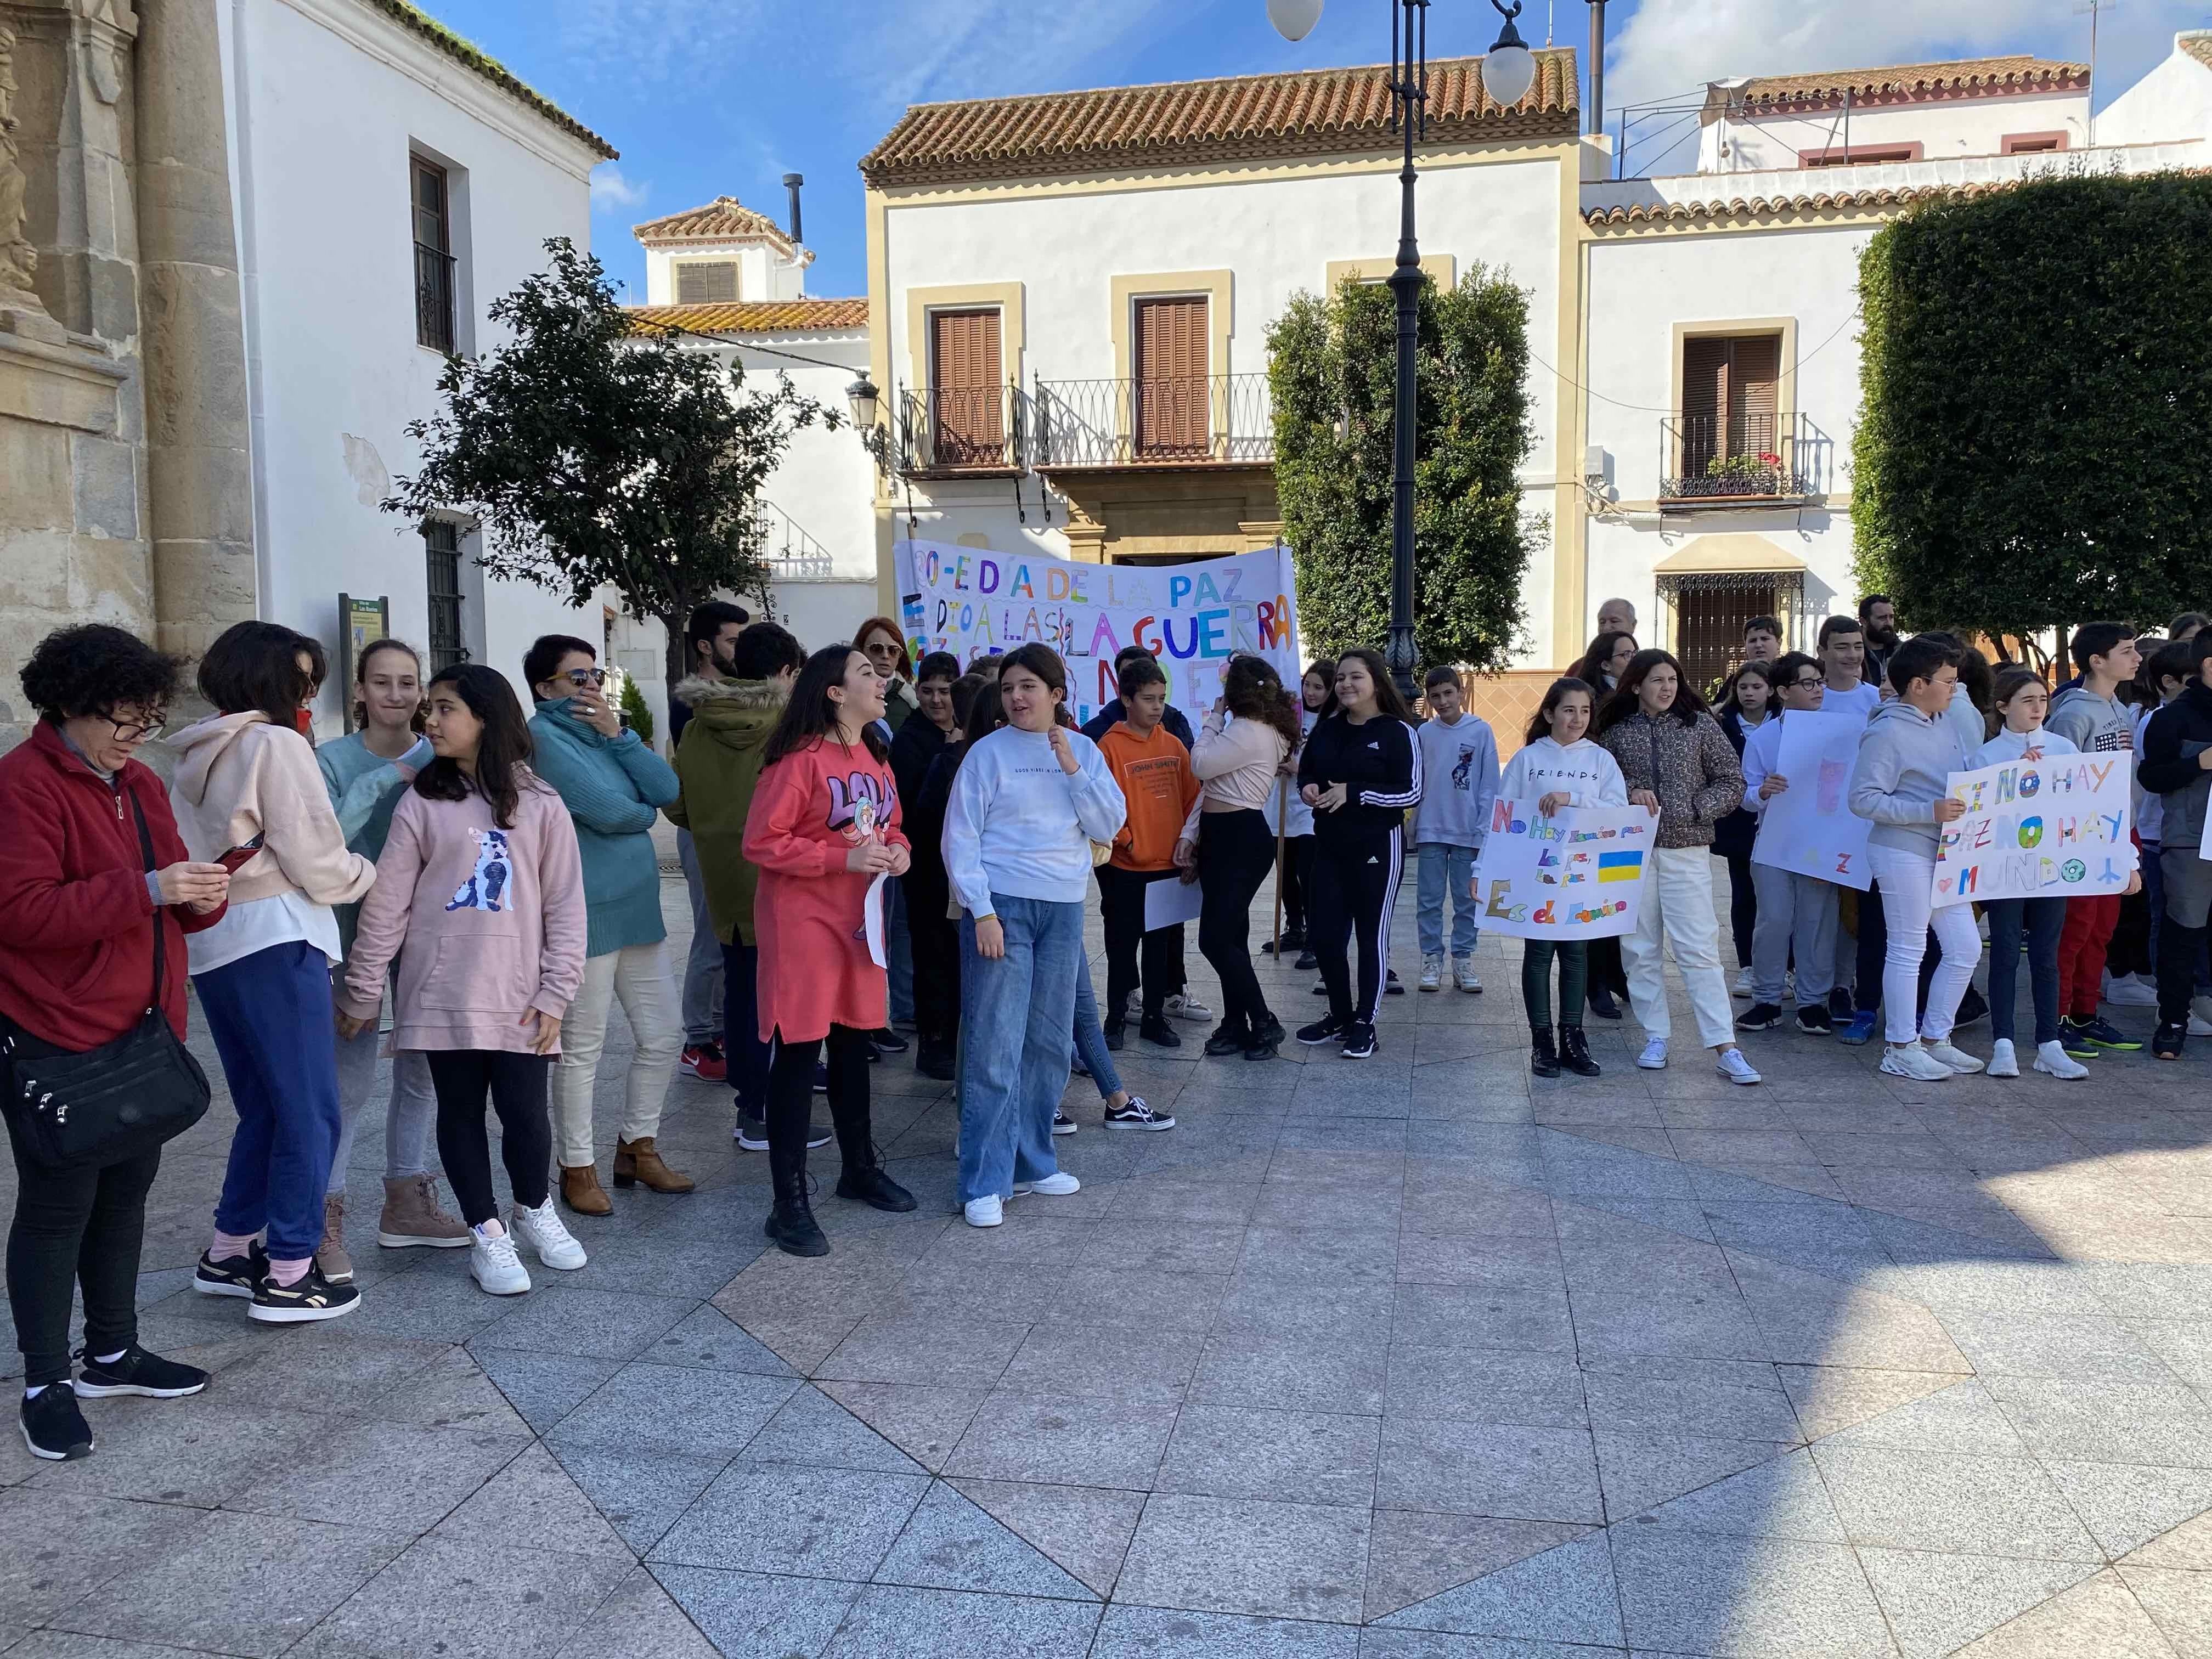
[1714,1047,1762,1086]
[964,1195,1003,1228]
[1733,967,1753,998]
[1636,1037,1668,1070]
[2106,973,2159,1008]
[2192,994,2212,1037]
[469,1226,531,1296]
[1925,1041,1985,1075]
[1453,958,1482,994]
[1419,955,1444,992]
[1165,992,1211,1023]
[1986,1039,2019,1078]
[2033,1040,2090,1079]
[1012,1171,1081,1197]
[1881,1041,1955,1082]
[510,1197,587,1271]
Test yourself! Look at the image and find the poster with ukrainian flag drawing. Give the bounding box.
[1470,800,1654,941]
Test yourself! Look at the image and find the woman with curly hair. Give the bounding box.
[0,626,234,1459]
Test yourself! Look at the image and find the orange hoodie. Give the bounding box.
[1098,720,1199,871]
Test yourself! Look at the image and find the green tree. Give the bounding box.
[386,238,834,686]
[1268,268,1539,673]
[1854,169,2212,656]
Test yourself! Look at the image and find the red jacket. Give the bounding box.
[0,721,227,1048]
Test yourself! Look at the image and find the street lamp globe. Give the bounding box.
[1482,10,1537,106]
[1266,0,1325,42]
[845,373,881,433]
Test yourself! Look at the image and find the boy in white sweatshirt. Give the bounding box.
[1737,653,1841,1036]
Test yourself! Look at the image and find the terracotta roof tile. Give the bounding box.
[626,300,868,336]
[1585,164,2212,229]
[1722,55,2088,112]
[2182,32,2212,73]
[632,196,799,251]
[360,1,616,158]
[860,50,1578,186]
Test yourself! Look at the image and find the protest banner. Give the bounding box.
[1750,709,1874,891]
[1933,752,2135,909]
[894,538,1302,726]
[1470,799,1653,941]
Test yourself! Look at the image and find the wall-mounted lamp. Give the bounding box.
[847,371,891,472]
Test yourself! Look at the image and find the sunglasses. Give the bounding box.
[560,668,608,689]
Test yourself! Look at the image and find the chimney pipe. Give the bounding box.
[782,173,804,245]
[1586,0,1606,139]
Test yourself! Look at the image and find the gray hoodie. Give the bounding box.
[2046,685,2134,757]
[1848,698,1971,856]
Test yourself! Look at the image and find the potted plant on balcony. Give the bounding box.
[1705,450,1785,495]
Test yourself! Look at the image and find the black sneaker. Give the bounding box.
[1954,986,1989,1029]
[2153,1022,2186,1061]
[2073,1016,2142,1052]
[1311,981,1329,996]
[1138,1014,1182,1048]
[869,1027,910,1054]
[1385,971,1406,996]
[812,1062,830,1093]
[1796,1005,1834,1036]
[1052,1108,1077,1136]
[1737,1002,1785,1031]
[1293,950,1318,971]
[1829,987,1855,1020]
[1203,1024,1250,1057]
[1586,985,1622,1021]
[1339,1022,1379,1058]
[193,1241,266,1300]
[916,1039,957,1081]
[1104,1095,1176,1131]
[72,1344,209,1400]
[249,1265,360,1324]
[1260,927,1307,955]
[21,1386,93,1461]
[2059,1018,2104,1059]
[1297,1015,1347,1046]
[1103,1020,1127,1052]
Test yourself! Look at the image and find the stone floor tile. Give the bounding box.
[1579,1356,1798,1442]
[321,1266,520,1343]
[1365,1634,1629,1658]
[0,1489,178,1625]
[25,1396,332,1508]
[1216,1274,1396,1344]
[1391,1285,1575,1353]
[1375,1419,1602,1525]
[1608,1528,1895,1658]
[740,1381,924,1472]
[551,1565,720,1658]
[1779,1369,2001,1447]
[1635,1446,1847,1541]
[951,1477,1148,1597]
[1594,1431,1795,1521]
[1086,1218,1254,1276]
[650,1461,929,1578]
[1116,1491,1371,1622]
[1093,1604,1362,1656]
[1858,1549,2099,1659]
[1192,1332,1390,1417]
[1236,1223,1401,1285]
[1940,1309,2177,1384]
[289,1534,629,1659]
[2040,1460,2212,1560]
[547,1442,731,1556]
[998,1322,1206,1403]
[547,1360,798,1457]
[432,1441,633,1561]
[225,1415,528,1533]
[641,1303,800,1375]
[1950,1568,2185,1659]
[1362,1510,1593,1624]
[470,1284,696,1362]
[1155,1404,1380,1506]
[1053,1265,1233,1330]
[48,1510,410,1658]
[1393,1233,1565,1292]
[364,1345,533,1434]
[1,1635,217,1659]
[214,1329,450,1403]
[1570,1288,1770,1361]
[1813,1443,2103,1561]
[467,1345,624,1434]
[941,1390,1178,1488]
[2119,1565,2212,1659]
[815,1297,1035,1389]
[2120,1508,2212,1571]
[817,1380,988,1473]
[873,1481,1096,1600]
[821,1583,1102,1656]
[1375,1532,1623,1648]
[1987,1375,2212,1466]
[1384,1346,1586,1429]
[650,1566,862,1659]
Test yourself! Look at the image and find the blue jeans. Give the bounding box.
[676,830,724,1043]
[958,896,1082,1203]
[1416,842,1480,959]
[1985,896,2064,1046]
[886,878,915,1027]
[1070,953,1124,1102]
[195,940,343,1261]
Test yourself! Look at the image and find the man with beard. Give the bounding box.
[1859,595,1900,690]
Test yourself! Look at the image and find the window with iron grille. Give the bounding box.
[413,156,456,352]
[424,522,467,672]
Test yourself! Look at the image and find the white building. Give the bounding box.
[624,196,879,659]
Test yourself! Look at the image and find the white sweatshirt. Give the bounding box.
[942,724,1128,914]
[1496,736,1628,809]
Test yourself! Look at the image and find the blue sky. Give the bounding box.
[426,0,2204,304]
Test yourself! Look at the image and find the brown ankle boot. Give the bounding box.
[560,1163,612,1216]
[378,1175,470,1249]
[613,1136,695,1194]
[316,1193,355,1283]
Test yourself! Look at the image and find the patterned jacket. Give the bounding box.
[1598,709,1746,850]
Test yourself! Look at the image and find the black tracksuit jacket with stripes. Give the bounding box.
[1296,713,1423,845]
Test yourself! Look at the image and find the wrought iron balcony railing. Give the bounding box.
[1032,373,1274,467]
[414,241,456,353]
[1660,411,1821,503]
[895,385,1025,475]
[743,500,838,582]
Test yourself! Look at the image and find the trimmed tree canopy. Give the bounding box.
[1853,170,2212,638]
[1269,268,1539,674]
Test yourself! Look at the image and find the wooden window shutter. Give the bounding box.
[1729,335,1781,459]
[1135,296,1209,456]
[1680,336,1729,474]
[676,262,738,304]
[928,308,1004,462]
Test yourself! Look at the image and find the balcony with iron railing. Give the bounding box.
[1658,411,1829,507]
[1032,373,1274,469]
[743,500,838,582]
[894,385,1025,476]
[414,241,456,353]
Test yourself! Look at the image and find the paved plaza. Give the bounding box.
[3,872,2211,1658]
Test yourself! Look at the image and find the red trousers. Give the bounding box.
[2057,894,2122,1019]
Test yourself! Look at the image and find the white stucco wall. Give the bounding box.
[724,331,875,581]
[2096,45,2212,147]
[218,0,608,724]
[1700,88,2089,173]
[643,240,808,306]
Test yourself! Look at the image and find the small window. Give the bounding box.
[1680,333,1782,475]
[424,522,467,673]
[2002,132,2067,155]
[1800,143,1921,168]
[413,156,455,352]
[676,261,739,304]
[928,307,1006,465]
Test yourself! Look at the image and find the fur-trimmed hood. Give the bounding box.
[673,675,789,712]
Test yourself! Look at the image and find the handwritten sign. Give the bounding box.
[894,539,1302,727]
[1933,755,2135,909]
[1470,799,1653,940]
[1751,709,1874,891]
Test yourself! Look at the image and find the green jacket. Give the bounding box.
[665,675,787,946]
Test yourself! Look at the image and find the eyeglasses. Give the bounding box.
[99,712,166,743]
[1788,677,1825,690]
[561,668,608,689]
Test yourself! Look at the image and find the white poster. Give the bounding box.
[894,539,1302,727]
[1933,754,2135,909]
[1750,709,1875,891]
[1144,877,1204,930]
[1470,799,1654,941]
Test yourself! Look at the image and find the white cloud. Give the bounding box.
[590,163,650,212]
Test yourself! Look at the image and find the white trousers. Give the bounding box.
[1865,843,1980,1045]
[1620,844,1739,1049]
[552,941,683,1166]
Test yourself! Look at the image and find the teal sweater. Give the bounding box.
[318,730,435,957]
[528,699,680,956]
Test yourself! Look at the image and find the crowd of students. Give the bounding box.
[3,590,2208,1463]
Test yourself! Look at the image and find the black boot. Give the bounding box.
[831,1097,916,1213]
[1558,1024,1601,1077]
[915,1037,956,1081]
[764,1164,828,1256]
[1531,1027,1561,1078]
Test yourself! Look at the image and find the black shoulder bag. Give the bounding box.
[0,789,212,1170]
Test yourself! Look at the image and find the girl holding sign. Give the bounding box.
[1967,670,2088,1081]
[1500,678,1627,1077]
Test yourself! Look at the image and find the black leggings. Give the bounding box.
[1280,834,1317,933]
[1522,940,1588,1031]
[907,876,961,1046]
[1313,825,1403,1026]
[1724,852,1756,968]
[1097,864,1185,1023]
[425,1049,553,1226]
[1197,809,1279,1036]
[5,1115,160,1387]
[768,1024,873,1186]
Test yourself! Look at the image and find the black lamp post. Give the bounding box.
[1269,0,1534,698]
